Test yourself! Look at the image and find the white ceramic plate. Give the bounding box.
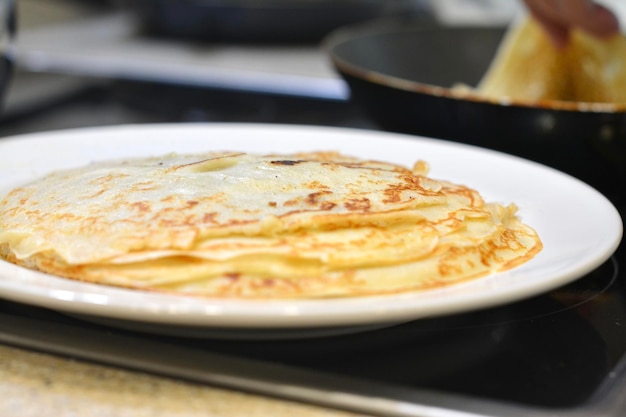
[0,123,622,337]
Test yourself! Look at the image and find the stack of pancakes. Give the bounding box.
[0,151,542,298]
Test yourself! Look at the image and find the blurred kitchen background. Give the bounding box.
[1,0,624,139]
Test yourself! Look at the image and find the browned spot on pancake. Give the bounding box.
[306,191,333,206]
[283,198,300,207]
[225,273,240,282]
[344,198,371,211]
[201,212,218,224]
[271,160,305,166]
[304,180,330,190]
[130,201,151,213]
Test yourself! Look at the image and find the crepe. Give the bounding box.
[476,16,626,104]
[0,151,542,298]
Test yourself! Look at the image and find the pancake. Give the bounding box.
[476,16,626,104]
[0,151,542,298]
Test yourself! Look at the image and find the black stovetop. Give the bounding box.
[1,75,625,417]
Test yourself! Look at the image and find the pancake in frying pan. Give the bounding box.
[476,16,626,104]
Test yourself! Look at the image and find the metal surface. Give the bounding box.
[1,300,626,417]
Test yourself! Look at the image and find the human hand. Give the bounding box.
[522,0,620,47]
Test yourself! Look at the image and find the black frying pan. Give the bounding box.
[324,20,626,202]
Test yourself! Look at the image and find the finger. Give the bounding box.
[523,0,620,39]
[523,0,571,47]
[562,3,620,38]
[531,12,570,47]
[522,0,566,23]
